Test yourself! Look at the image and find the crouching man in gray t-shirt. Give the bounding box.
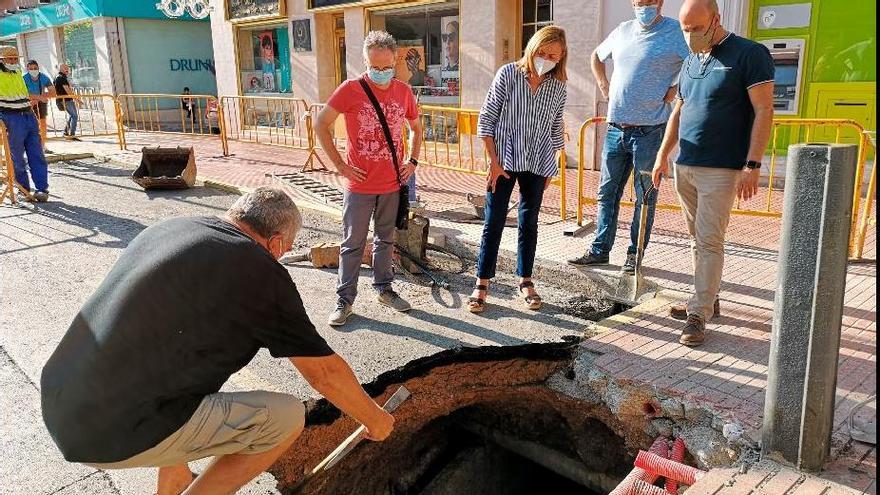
[41,187,395,495]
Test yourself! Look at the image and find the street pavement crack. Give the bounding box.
[0,345,39,392]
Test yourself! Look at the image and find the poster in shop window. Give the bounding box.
[395,42,426,87]
[256,31,276,92]
[440,16,460,97]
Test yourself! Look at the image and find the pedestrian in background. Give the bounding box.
[315,30,424,327]
[468,26,568,314]
[23,59,55,146]
[181,86,196,130]
[652,0,774,345]
[0,46,50,202]
[568,0,689,273]
[53,63,79,140]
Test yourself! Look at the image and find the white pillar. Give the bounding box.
[553,0,603,149]
[90,17,119,95]
[344,8,365,80]
[209,0,239,97]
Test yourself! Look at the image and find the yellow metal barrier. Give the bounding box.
[417,104,568,220]
[37,94,121,144]
[575,116,876,258]
[116,93,226,154]
[0,121,32,204]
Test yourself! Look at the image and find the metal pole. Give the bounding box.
[762,143,858,471]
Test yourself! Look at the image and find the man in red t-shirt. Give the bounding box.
[316,30,423,327]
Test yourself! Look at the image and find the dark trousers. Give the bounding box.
[476,171,547,279]
[2,110,48,192]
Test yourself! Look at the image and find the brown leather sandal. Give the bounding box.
[468,284,488,314]
[519,281,542,310]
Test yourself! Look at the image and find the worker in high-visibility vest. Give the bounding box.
[0,45,49,202]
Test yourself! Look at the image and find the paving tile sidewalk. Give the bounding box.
[45,134,877,493]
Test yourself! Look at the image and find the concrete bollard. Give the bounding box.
[762,143,858,471]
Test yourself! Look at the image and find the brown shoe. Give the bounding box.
[679,315,706,346]
[669,298,721,321]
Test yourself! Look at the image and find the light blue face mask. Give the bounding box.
[368,68,395,85]
[634,5,659,26]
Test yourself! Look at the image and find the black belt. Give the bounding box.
[608,122,664,130]
[0,107,33,114]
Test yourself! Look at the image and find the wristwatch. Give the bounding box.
[408,157,419,167]
[745,160,761,170]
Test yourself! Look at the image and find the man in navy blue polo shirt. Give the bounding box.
[652,0,774,346]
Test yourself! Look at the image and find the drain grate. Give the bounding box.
[267,172,345,210]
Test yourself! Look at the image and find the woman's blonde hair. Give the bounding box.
[516,25,568,82]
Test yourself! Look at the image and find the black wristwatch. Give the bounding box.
[408,157,419,167]
[745,160,761,170]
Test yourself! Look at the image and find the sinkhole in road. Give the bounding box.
[272,340,638,495]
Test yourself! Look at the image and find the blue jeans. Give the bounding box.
[2,111,48,192]
[590,123,665,257]
[476,171,546,279]
[65,100,78,136]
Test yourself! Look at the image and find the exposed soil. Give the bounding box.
[270,341,640,495]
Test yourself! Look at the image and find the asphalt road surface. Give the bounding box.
[0,160,592,494]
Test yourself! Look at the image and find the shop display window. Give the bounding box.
[237,25,292,95]
[62,21,100,93]
[370,1,460,107]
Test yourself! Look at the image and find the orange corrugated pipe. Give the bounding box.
[665,438,687,493]
[635,450,706,486]
[609,437,670,495]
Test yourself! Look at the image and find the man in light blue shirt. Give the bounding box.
[569,0,689,272]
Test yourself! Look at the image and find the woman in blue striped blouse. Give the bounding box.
[468,26,568,314]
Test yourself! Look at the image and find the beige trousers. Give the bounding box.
[673,164,741,319]
[87,390,305,469]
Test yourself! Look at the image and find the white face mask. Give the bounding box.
[534,56,557,76]
[28,69,39,78]
[5,63,20,72]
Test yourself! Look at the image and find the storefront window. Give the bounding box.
[237,24,292,95]
[522,0,553,53]
[370,1,460,106]
[62,21,100,93]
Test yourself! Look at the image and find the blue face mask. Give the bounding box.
[368,68,395,85]
[634,5,659,26]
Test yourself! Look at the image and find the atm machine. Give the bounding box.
[760,39,806,116]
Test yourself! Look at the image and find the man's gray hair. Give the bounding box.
[363,30,397,58]
[227,186,302,239]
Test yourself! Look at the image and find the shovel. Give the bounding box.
[612,170,655,308]
[289,386,411,494]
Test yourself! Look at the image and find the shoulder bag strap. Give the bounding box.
[358,77,402,186]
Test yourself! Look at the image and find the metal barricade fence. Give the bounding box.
[576,116,876,259]
[417,104,569,220]
[116,93,226,154]
[40,94,121,143]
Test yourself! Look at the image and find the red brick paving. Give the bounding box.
[45,133,876,493]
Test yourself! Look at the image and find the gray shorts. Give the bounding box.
[87,391,305,469]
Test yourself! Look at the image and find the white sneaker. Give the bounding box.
[328,301,353,327]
